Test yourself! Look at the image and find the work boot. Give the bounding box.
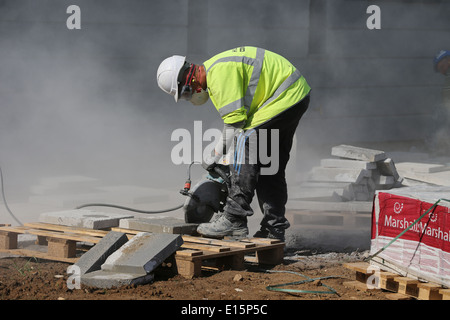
[253,227,285,242]
[197,214,248,239]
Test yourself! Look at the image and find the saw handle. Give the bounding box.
[184,179,191,191]
[213,165,230,185]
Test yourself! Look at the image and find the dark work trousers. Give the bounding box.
[224,95,310,230]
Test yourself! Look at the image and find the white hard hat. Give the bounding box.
[157,55,186,102]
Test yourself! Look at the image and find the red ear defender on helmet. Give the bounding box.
[179,64,196,101]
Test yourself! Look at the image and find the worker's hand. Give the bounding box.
[202,149,223,172]
[202,156,217,172]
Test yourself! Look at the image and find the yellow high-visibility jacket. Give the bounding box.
[203,46,311,130]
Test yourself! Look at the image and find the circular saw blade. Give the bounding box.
[184,179,227,223]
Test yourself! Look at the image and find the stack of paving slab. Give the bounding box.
[75,231,183,288]
[37,209,189,288]
[294,145,403,202]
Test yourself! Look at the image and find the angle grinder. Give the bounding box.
[180,164,230,224]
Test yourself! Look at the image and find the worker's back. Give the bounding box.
[203,46,311,130]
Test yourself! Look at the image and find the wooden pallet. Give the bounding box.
[0,223,285,278]
[174,236,284,278]
[343,262,448,300]
[286,209,371,231]
[112,227,285,278]
[0,222,108,263]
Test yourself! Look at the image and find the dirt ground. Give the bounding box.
[0,250,390,302]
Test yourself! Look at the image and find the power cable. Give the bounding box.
[262,269,343,295]
[75,202,184,213]
[0,166,23,226]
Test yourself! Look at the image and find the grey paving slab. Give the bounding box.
[119,217,198,235]
[377,158,400,180]
[308,166,371,184]
[331,145,387,162]
[101,232,183,275]
[38,209,134,229]
[396,162,450,174]
[75,231,129,275]
[81,270,154,289]
[320,158,377,170]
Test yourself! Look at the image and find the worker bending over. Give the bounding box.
[157,46,311,241]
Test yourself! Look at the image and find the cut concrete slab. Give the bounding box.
[39,209,134,229]
[101,232,183,275]
[74,231,129,275]
[81,270,154,289]
[396,169,450,186]
[377,158,400,180]
[308,167,371,184]
[331,145,387,162]
[396,162,450,174]
[320,158,377,170]
[119,217,198,235]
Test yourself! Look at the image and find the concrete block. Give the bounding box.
[395,170,450,186]
[372,171,395,189]
[354,191,372,201]
[364,177,377,192]
[396,162,450,174]
[119,217,198,235]
[331,145,387,162]
[101,232,183,275]
[308,166,371,184]
[377,158,400,180]
[39,209,134,229]
[81,270,154,289]
[320,158,377,170]
[74,231,129,275]
[342,183,371,201]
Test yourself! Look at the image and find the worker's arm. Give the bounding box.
[216,121,245,156]
[202,121,244,171]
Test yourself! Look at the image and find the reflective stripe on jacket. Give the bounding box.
[203,46,311,130]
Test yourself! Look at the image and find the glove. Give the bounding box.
[202,155,218,172]
[206,172,224,184]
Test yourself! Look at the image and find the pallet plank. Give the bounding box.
[0,248,78,263]
[439,289,450,300]
[181,242,231,253]
[417,282,443,300]
[0,227,103,244]
[183,235,256,248]
[344,262,446,300]
[24,222,109,238]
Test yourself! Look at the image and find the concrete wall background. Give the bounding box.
[0,0,449,199]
